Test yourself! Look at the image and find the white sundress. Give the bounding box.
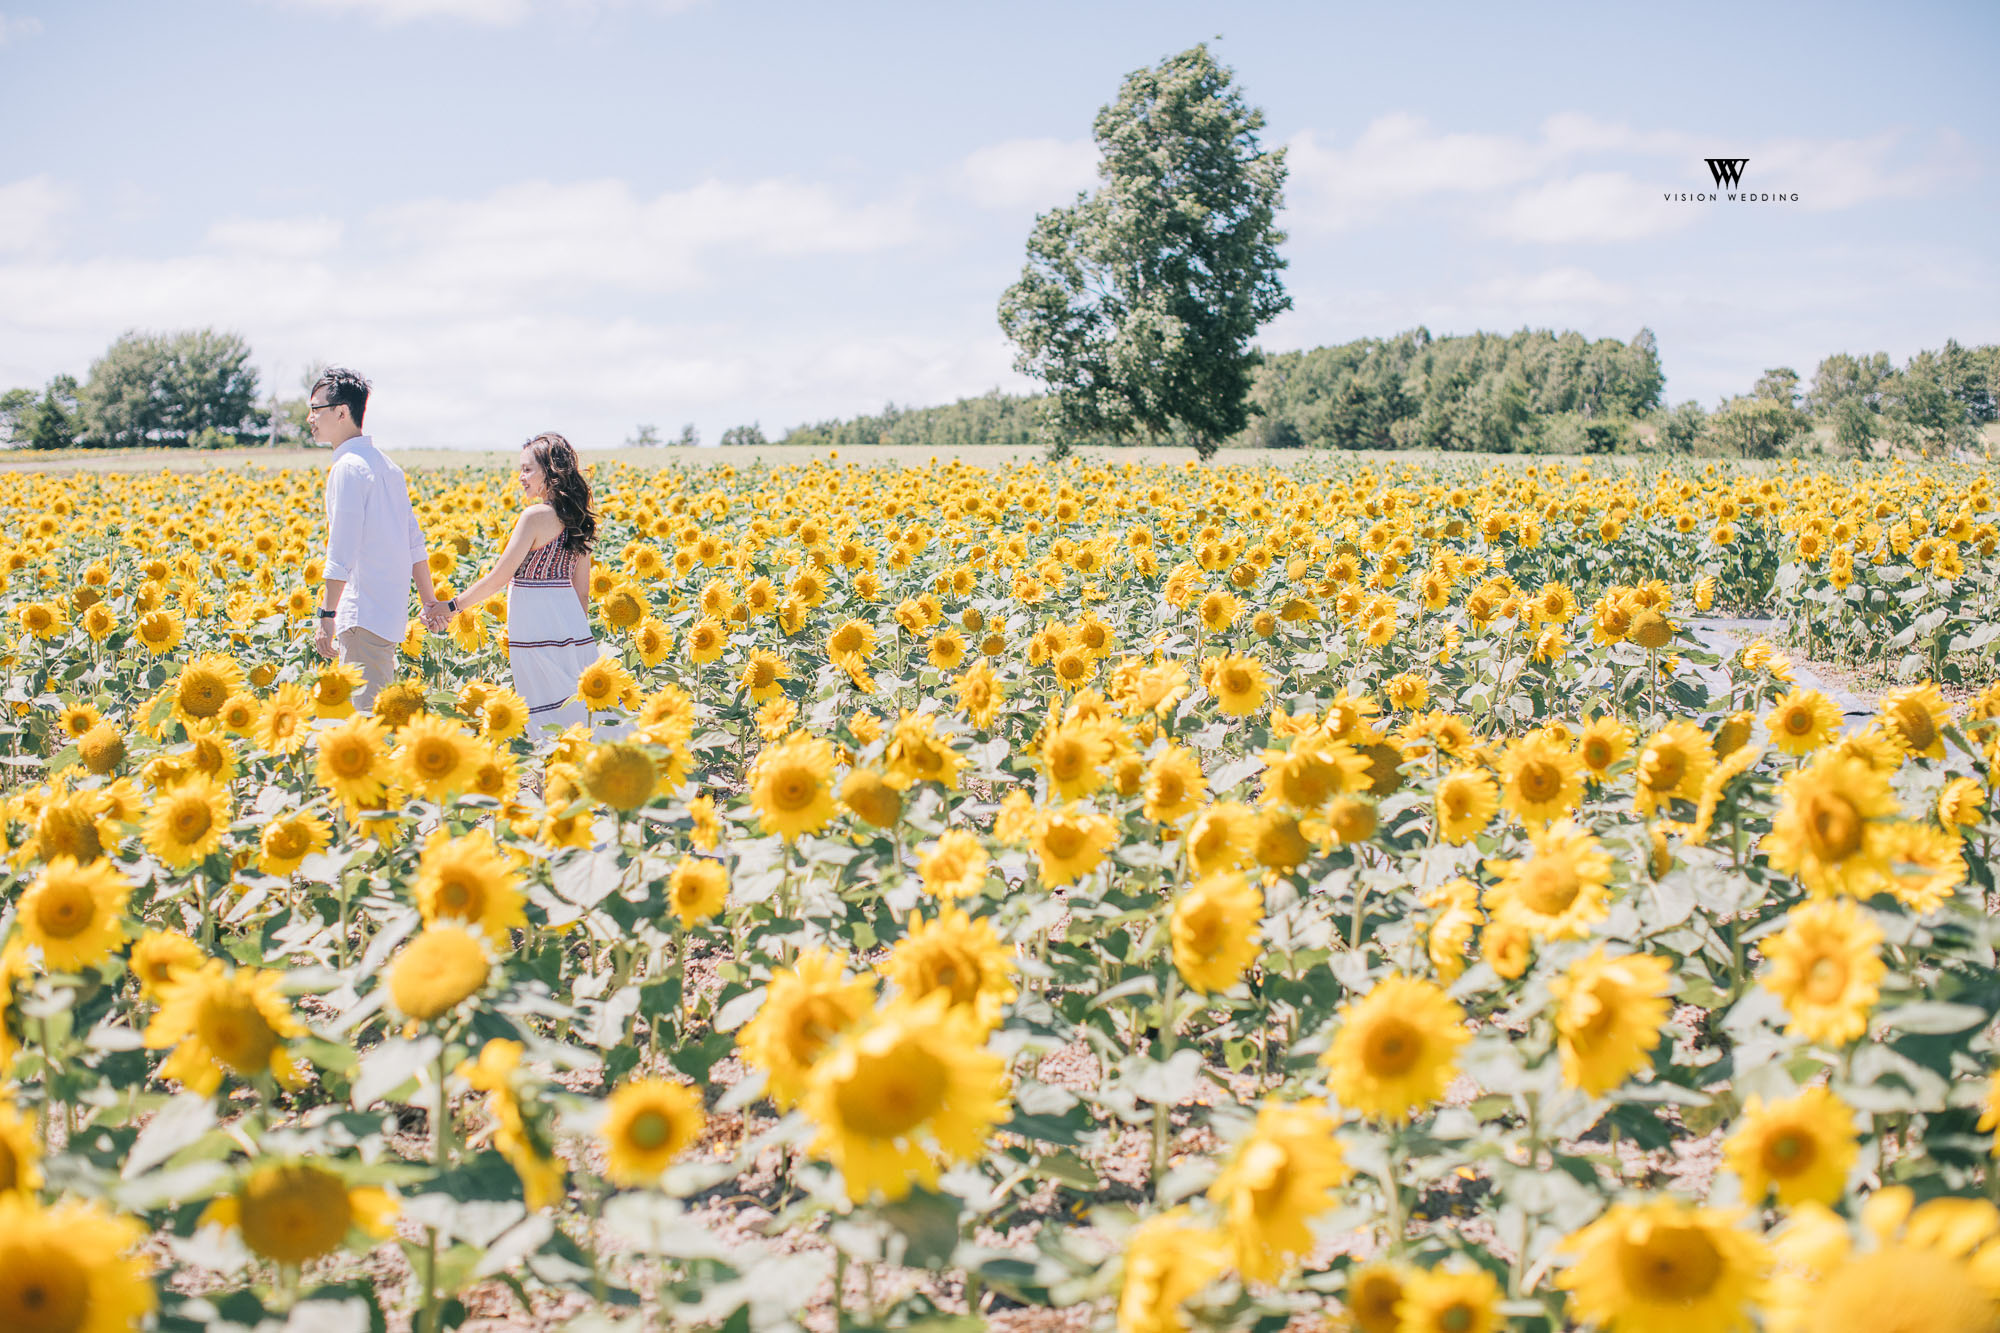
[507,539,601,738]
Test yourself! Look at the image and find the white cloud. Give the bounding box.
[1286,114,1555,229]
[0,177,75,253]
[277,0,535,23]
[1465,266,1633,309]
[1488,172,1699,244]
[0,13,43,45]
[273,0,702,25]
[957,138,1099,211]
[0,171,991,446]
[370,177,921,296]
[1284,113,1973,240]
[207,216,345,259]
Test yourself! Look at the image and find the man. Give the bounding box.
[308,367,440,708]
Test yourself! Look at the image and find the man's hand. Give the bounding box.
[314,623,336,658]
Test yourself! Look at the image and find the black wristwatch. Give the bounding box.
[447,598,459,614]
[318,608,335,619]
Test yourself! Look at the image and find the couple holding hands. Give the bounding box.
[308,366,602,738]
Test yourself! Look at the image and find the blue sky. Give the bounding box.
[1,0,1994,449]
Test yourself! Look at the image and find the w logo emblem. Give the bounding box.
[1706,158,1749,189]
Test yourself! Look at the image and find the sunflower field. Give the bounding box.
[3,452,2000,1333]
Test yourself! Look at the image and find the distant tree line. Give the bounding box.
[0,329,299,450]
[779,330,2000,459]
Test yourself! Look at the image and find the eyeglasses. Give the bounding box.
[307,401,338,414]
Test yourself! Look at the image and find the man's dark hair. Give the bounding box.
[312,367,371,427]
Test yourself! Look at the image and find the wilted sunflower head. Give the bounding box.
[581,741,658,812]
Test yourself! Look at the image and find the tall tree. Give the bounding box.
[80,328,259,447]
[998,44,1289,459]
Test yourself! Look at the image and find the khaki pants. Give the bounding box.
[338,626,398,710]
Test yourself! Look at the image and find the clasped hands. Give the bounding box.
[419,596,455,633]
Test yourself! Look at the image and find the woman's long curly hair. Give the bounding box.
[524,432,597,553]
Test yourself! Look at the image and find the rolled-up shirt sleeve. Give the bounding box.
[405,491,428,564]
[324,461,364,581]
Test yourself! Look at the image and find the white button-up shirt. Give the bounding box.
[323,435,429,643]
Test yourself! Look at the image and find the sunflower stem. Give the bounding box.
[1150,967,1180,1193]
[434,1043,454,1171]
[1380,1132,1407,1259]
[419,1225,441,1333]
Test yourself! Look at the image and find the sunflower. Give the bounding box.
[369,679,427,731]
[1202,1097,1348,1283]
[1170,873,1264,994]
[1344,1261,1412,1333]
[633,616,674,667]
[394,713,480,802]
[1209,653,1268,717]
[145,960,304,1094]
[1499,732,1585,824]
[1722,1086,1857,1207]
[883,711,964,791]
[1877,681,1950,760]
[1761,753,1899,897]
[803,994,1008,1202]
[1143,744,1207,824]
[76,722,126,776]
[1435,768,1499,844]
[881,908,1018,1030]
[312,662,364,719]
[1260,732,1370,813]
[1881,819,1964,913]
[1032,805,1117,885]
[28,788,112,864]
[389,923,492,1021]
[19,857,129,973]
[0,1095,40,1195]
[170,653,242,727]
[600,1078,706,1187]
[1486,818,1615,939]
[1938,776,1986,833]
[57,702,101,739]
[315,714,391,813]
[0,1194,156,1333]
[1549,948,1674,1096]
[479,687,529,742]
[257,812,330,877]
[414,828,525,946]
[668,856,729,926]
[575,656,637,713]
[1039,718,1113,801]
[128,929,205,1003]
[739,649,789,702]
[201,1162,396,1266]
[600,584,647,632]
[141,778,230,870]
[1185,799,1257,876]
[685,616,728,665]
[1768,687,1844,757]
[1758,897,1884,1045]
[1117,1207,1228,1333]
[1556,1200,1768,1333]
[1320,975,1470,1121]
[1633,719,1714,816]
[134,607,184,654]
[736,948,876,1109]
[839,766,903,830]
[1790,1187,2000,1333]
[748,733,838,840]
[581,741,658,812]
[954,659,1002,729]
[1397,1265,1503,1333]
[916,829,988,900]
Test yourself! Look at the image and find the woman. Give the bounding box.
[432,432,600,737]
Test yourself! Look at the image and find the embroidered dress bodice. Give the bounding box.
[514,539,576,585]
